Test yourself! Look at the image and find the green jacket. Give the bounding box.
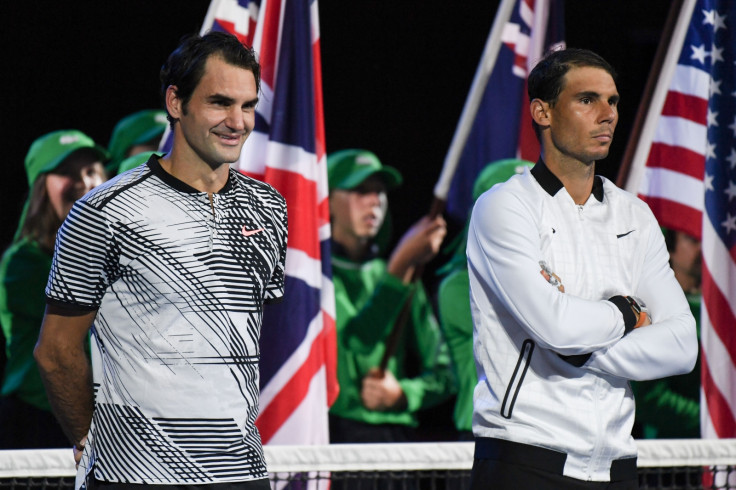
[437,268,475,432]
[329,246,454,427]
[0,238,53,410]
[631,293,701,438]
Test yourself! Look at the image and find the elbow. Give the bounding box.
[33,340,57,377]
[674,316,699,376]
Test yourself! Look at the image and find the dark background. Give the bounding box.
[0,0,671,250]
[0,1,672,435]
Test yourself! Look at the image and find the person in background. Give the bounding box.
[106,109,168,176]
[116,151,158,175]
[327,149,455,444]
[436,158,532,439]
[0,130,107,448]
[34,32,284,489]
[466,48,696,489]
[632,229,701,438]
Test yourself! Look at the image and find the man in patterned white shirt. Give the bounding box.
[34,32,285,490]
[466,48,697,489]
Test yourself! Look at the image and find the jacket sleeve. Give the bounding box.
[583,217,697,380]
[467,186,626,354]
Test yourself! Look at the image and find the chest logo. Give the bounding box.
[616,230,635,239]
[242,227,265,237]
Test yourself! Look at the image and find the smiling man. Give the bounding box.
[466,49,696,489]
[34,32,286,490]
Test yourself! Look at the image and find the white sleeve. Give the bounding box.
[467,186,626,354]
[584,216,698,380]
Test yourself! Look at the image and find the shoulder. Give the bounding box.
[471,171,540,225]
[231,171,286,207]
[80,162,155,210]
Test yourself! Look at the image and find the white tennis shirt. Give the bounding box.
[46,157,287,484]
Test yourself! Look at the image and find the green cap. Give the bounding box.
[472,158,534,201]
[107,109,168,174]
[327,149,402,192]
[118,151,157,174]
[24,130,109,187]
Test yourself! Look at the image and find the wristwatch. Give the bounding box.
[625,295,651,328]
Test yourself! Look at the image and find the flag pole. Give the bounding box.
[379,0,517,373]
[432,0,517,203]
[616,0,694,192]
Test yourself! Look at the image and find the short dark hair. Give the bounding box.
[527,48,617,137]
[160,31,261,128]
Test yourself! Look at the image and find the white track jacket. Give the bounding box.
[467,162,697,481]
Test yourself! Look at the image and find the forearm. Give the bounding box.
[36,343,95,445]
[34,307,97,445]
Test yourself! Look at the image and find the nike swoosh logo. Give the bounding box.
[242,227,264,237]
[616,230,635,238]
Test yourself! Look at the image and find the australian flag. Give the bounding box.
[444,0,564,223]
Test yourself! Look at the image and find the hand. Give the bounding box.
[539,262,565,293]
[361,368,407,411]
[73,436,87,468]
[388,215,447,283]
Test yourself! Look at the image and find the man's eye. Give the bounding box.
[581,97,591,104]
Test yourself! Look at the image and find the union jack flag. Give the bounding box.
[163,0,339,447]
[627,0,736,439]
[443,0,564,222]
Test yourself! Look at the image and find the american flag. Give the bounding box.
[441,0,564,221]
[162,0,339,447]
[627,0,736,438]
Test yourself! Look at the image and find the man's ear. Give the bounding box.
[165,85,182,120]
[530,99,550,129]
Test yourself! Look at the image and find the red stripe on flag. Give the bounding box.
[322,310,339,406]
[660,91,708,124]
[639,196,702,239]
[258,0,282,87]
[701,349,736,437]
[518,79,539,162]
[214,19,250,45]
[255,319,334,442]
[263,167,322,259]
[312,39,326,161]
[702,263,736,367]
[644,142,705,180]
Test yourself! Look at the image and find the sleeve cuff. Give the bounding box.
[607,295,636,335]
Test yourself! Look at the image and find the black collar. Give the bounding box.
[530,158,604,202]
[148,154,233,194]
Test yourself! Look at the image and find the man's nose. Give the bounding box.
[226,107,246,131]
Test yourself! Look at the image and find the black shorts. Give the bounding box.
[470,437,638,490]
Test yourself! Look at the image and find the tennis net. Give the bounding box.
[0,439,735,489]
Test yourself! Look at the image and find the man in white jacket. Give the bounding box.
[467,48,697,489]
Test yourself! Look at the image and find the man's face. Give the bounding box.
[330,176,388,243]
[170,55,258,168]
[546,66,619,165]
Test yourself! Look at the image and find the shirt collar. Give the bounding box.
[148,155,233,194]
[530,157,604,203]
